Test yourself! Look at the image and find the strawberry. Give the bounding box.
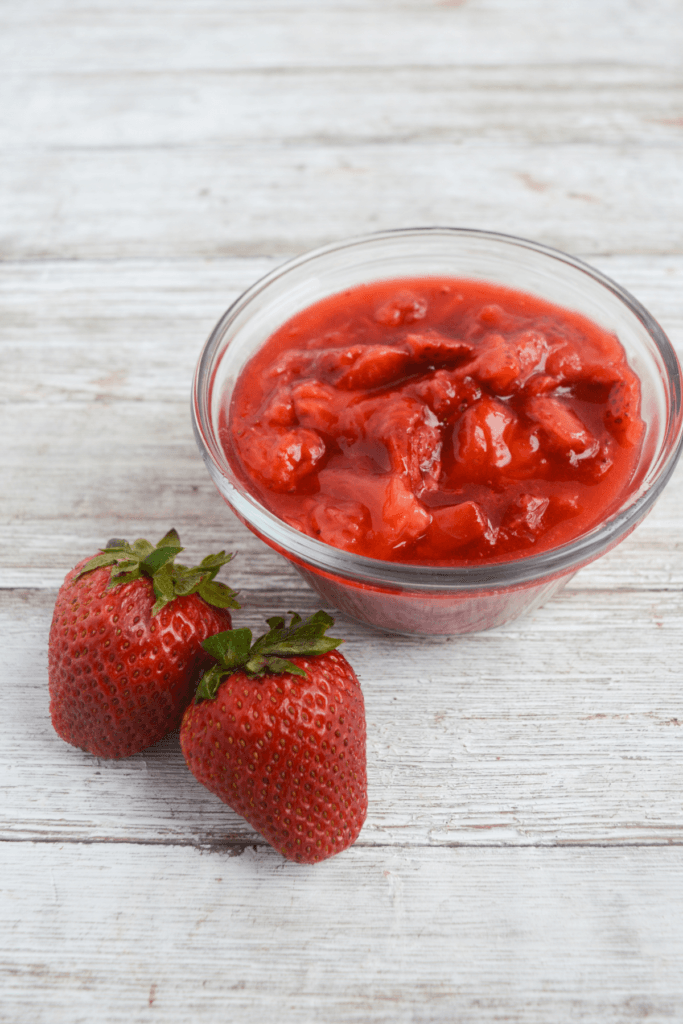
[180,612,367,864]
[238,424,326,492]
[48,529,240,759]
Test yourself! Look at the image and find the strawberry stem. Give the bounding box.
[75,529,240,615]
[196,611,343,701]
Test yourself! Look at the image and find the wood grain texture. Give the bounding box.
[2,844,683,1024]
[2,5,682,260]
[3,0,683,1019]
[2,144,682,258]
[3,0,683,72]
[4,65,683,150]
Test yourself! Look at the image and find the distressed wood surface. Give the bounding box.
[3,0,683,72]
[5,65,683,150]
[2,844,683,1024]
[2,0,683,1021]
[3,144,682,258]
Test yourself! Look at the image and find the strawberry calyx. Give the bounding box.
[196,611,343,701]
[75,528,240,616]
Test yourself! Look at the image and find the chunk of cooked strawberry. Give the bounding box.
[404,330,473,365]
[604,370,644,447]
[381,475,432,548]
[466,329,548,395]
[470,333,523,394]
[454,397,517,478]
[410,370,481,419]
[545,341,584,382]
[373,397,442,495]
[265,347,315,385]
[264,343,376,387]
[304,495,372,551]
[259,385,296,427]
[548,491,581,522]
[374,291,428,326]
[525,395,598,459]
[515,329,550,378]
[317,467,431,552]
[476,304,519,330]
[342,394,442,495]
[524,373,560,397]
[501,493,550,544]
[504,423,547,479]
[578,438,616,482]
[428,500,491,548]
[238,425,326,492]
[546,333,629,389]
[334,345,412,390]
[291,379,349,433]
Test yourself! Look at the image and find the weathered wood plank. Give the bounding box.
[4,586,683,846]
[2,144,682,257]
[3,64,682,149]
[1,843,683,1024]
[2,0,682,73]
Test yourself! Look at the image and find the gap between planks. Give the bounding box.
[3,836,683,849]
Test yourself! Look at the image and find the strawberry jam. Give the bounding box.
[222,278,644,566]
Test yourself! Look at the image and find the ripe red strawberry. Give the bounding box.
[49,529,239,759]
[180,612,367,864]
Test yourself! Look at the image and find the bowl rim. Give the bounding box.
[192,226,683,593]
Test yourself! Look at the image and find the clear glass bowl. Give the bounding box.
[192,228,683,636]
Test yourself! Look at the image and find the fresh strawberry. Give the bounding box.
[49,529,240,759]
[180,612,367,864]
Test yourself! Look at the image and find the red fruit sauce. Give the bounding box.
[221,278,644,566]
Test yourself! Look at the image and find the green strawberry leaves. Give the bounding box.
[195,578,238,609]
[76,529,240,615]
[251,612,341,670]
[195,611,343,701]
[202,627,254,667]
[141,544,183,575]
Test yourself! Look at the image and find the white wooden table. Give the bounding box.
[2,2,683,1021]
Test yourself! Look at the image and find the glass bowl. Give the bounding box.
[192,228,683,636]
